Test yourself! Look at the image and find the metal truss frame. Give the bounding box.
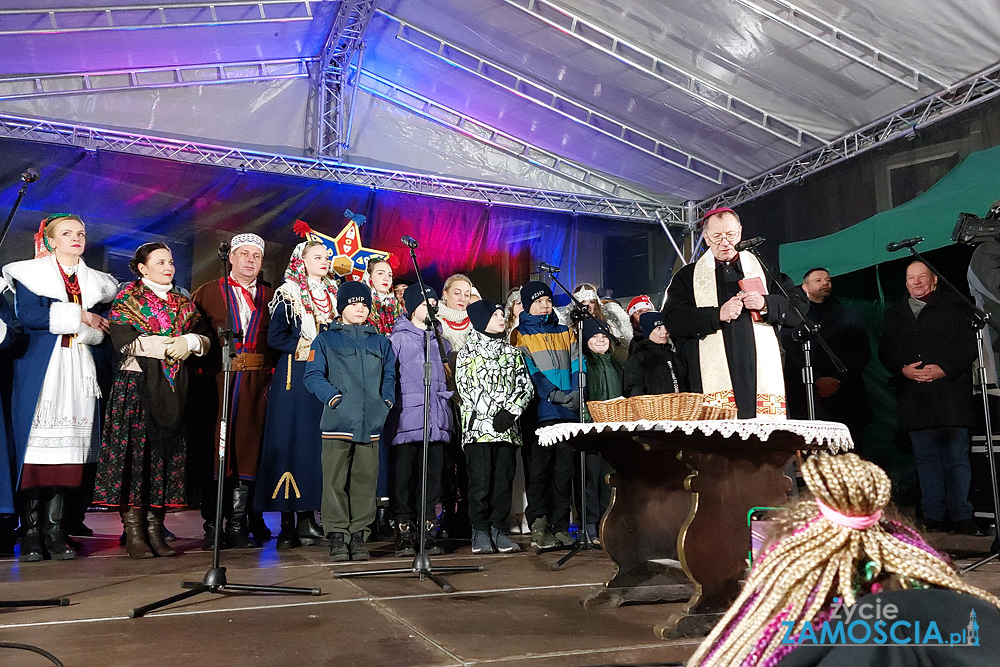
[733,0,945,92]
[502,0,819,147]
[317,0,378,159]
[0,1,318,35]
[379,10,743,187]
[0,113,685,224]
[355,68,661,203]
[0,58,314,101]
[702,62,1000,211]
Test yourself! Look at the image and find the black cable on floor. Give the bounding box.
[0,642,65,666]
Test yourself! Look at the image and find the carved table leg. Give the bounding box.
[584,443,694,607]
[655,447,793,638]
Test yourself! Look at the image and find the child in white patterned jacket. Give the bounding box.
[456,300,534,554]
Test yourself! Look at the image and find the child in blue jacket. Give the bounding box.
[513,281,584,550]
[304,282,396,562]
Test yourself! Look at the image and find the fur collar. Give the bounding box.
[2,255,119,309]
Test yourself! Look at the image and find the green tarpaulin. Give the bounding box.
[779,144,1000,280]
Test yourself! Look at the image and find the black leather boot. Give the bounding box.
[296,511,325,546]
[247,511,272,545]
[394,521,415,557]
[19,494,45,562]
[146,507,178,557]
[225,483,259,549]
[201,520,230,551]
[43,492,76,560]
[276,512,300,549]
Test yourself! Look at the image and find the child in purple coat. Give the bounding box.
[384,284,453,556]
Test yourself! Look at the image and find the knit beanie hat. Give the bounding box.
[639,311,666,338]
[520,280,553,312]
[582,318,611,347]
[467,299,504,333]
[403,283,437,316]
[337,280,372,313]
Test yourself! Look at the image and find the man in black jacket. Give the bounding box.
[878,260,980,534]
[782,268,872,444]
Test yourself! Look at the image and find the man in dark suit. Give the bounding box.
[782,268,872,444]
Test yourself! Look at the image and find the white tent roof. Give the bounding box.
[1,0,999,212]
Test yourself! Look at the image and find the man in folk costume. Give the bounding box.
[191,233,276,548]
[662,208,796,419]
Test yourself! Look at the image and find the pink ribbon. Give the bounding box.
[816,500,882,530]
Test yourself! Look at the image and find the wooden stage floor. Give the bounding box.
[1,510,998,667]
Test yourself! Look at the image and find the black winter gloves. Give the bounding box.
[492,409,516,433]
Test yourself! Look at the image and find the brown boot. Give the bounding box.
[146,508,178,557]
[122,507,154,559]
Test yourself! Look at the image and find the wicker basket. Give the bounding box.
[586,397,633,423]
[700,402,739,420]
[629,393,705,421]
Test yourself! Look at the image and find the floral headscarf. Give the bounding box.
[277,241,339,318]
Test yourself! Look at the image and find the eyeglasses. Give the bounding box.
[706,231,740,245]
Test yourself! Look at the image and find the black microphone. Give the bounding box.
[886,237,924,252]
[401,235,418,249]
[538,262,561,273]
[21,168,39,183]
[218,241,231,259]
[734,236,765,252]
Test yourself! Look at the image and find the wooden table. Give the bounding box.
[536,419,852,639]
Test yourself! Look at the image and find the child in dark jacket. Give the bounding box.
[457,300,534,554]
[384,284,452,557]
[623,311,688,397]
[304,282,396,562]
[581,318,622,544]
[513,281,584,550]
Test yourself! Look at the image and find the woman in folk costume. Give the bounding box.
[2,214,119,562]
[91,243,209,558]
[364,257,402,335]
[361,256,402,537]
[254,241,337,549]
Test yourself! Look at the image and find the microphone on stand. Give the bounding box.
[538,262,561,273]
[21,168,39,183]
[734,236,765,252]
[218,241,231,259]
[886,237,924,252]
[401,235,419,249]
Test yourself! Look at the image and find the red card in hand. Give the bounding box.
[739,276,767,322]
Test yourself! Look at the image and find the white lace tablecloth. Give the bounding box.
[537,419,854,453]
